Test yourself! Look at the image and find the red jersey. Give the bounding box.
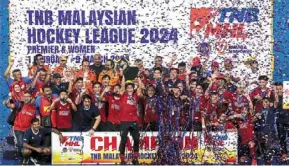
[144,97,158,123]
[219,90,233,104]
[8,78,27,93]
[203,102,218,124]
[231,93,249,114]
[33,80,45,96]
[120,93,139,122]
[215,121,235,131]
[54,101,73,129]
[105,96,121,124]
[192,94,207,123]
[250,87,271,113]
[35,95,58,117]
[14,103,36,132]
[71,88,93,103]
[237,118,255,145]
[92,95,106,122]
[178,74,186,81]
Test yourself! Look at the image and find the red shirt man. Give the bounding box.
[7,92,36,132]
[35,86,58,127]
[49,90,77,131]
[250,75,271,113]
[100,84,122,131]
[231,84,250,114]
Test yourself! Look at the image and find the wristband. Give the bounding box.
[92,128,97,132]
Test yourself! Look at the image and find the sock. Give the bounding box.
[249,146,257,160]
[120,154,125,162]
[134,152,139,159]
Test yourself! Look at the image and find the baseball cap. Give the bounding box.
[211,61,219,68]
[191,57,201,67]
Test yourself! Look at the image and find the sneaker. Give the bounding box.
[22,158,30,165]
[132,159,139,165]
[120,161,126,165]
[30,157,40,166]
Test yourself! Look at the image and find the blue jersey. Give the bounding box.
[23,127,51,147]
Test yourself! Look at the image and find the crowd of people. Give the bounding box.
[3,53,289,165]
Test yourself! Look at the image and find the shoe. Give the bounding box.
[132,159,139,165]
[22,158,30,165]
[120,161,126,165]
[30,157,40,166]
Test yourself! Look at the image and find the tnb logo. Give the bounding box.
[190,8,259,38]
[61,136,83,146]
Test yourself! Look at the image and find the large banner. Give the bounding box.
[9,0,273,78]
[52,132,238,164]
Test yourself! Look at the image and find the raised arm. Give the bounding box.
[4,59,14,81]
[120,76,126,95]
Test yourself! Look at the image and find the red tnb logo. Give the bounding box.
[190,8,259,38]
[61,136,82,146]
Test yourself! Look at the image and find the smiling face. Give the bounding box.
[13,84,21,93]
[147,86,155,97]
[259,80,267,89]
[37,56,44,66]
[93,84,102,94]
[170,69,178,80]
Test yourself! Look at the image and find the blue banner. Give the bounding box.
[0,0,10,140]
[273,0,289,82]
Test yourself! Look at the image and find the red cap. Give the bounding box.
[211,61,219,68]
[216,74,226,80]
[191,57,201,67]
[210,83,219,91]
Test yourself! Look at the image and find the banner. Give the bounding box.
[9,0,273,78]
[52,132,238,164]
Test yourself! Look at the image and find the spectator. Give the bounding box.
[191,83,206,131]
[231,82,251,115]
[71,77,93,103]
[50,73,70,95]
[5,59,32,102]
[91,82,107,131]
[90,54,105,77]
[30,68,51,96]
[53,56,70,77]
[100,84,122,131]
[72,94,101,135]
[35,86,58,148]
[143,85,159,131]
[28,54,50,79]
[275,82,289,159]
[3,91,35,164]
[255,97,279,164]
[118,76,143,165]
[22,118,63,165]
[135,59,149,85]
[48,90,77,131]
[149,56,169,80]
[229,106,257,165]
[165,68,183,92]
[98,59,120,86]
[178,62,187,81]
[76,59,97,91]
[250,75,272,113]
